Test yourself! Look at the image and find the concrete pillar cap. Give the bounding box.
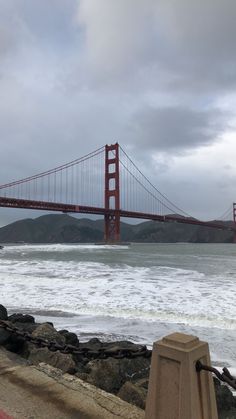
[162,332,200,350]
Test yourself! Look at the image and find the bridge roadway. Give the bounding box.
[0,196,233,232]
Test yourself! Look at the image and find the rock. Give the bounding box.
[0,328,11,345]
[0,319,25,353]
[105,341,144,351]
[31,323,66,346]
[214,378,236,410]
[8,313,35,323]
[79,337,102,351]
[58,330,79,346]
[218,411,236,419]
[117,356,150,383]
[5,334,25,354]
[86,355,150,394]
[86,358,122,393]
[118,381,147,410]
[135,377,149,390]
[28,347,77,373]
[12,322,39,334]
[0,304,8,320]
[88,338,102,346]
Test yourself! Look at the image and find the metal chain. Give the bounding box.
[0,320,152,360]
[196,360,236,390]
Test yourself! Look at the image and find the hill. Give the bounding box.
[0,214,234,243]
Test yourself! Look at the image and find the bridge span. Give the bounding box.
[0,143,235,242]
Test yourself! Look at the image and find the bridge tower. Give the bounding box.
[233,203,236,243]
[104,143,120,243]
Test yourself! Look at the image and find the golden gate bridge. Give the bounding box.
[0,143,235,242]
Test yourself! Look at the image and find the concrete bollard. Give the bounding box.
[145,332,218,419]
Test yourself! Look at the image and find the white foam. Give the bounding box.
[1,250,236,331]
[2,242,236,368]
[2,243,129,253]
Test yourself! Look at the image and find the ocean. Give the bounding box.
[0,242,236,372]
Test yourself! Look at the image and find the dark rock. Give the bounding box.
[117,356,150,383]
[0,304,8,320]
[46,322,54,327]
[58,329,68,335]
[118,381,147,409]
[218,409,236,419]
[105,340,144,350]
[86,355,150,394]
[214,377,236,418]
[0,328,11,345]
[79,337,102,351]
[135,377,149,390]
[31,323,66,346]
[8,313,35,323]
[86,358,122,393]
[28,347,77,373]
[88,338,102,346]
[12,322,39,334]
[4,334,25,354]
[58,330,79,346]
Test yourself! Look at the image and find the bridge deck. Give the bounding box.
[0,196,233,232]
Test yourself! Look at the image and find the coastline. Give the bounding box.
[0,304,236,418]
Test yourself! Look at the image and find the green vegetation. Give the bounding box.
[0,214,233,243]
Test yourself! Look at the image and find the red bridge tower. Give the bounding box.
[233,203,236,243]
[104,143,120,243]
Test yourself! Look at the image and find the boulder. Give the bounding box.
[214,378,236,417]
[12,322,39,334]
[135,377,149,390]
[0,304,8,320]
[31,323,66,346]
[28,347,77,373]
[116,356,150,383]
[0,319,25,353]
[8,313,35,323]
[105,341,144,351]
[58,330,79,346]
[86,358,122,393]
[118,381,147,410]
[86,355,150,394]
[5,334,25,354]
[0,328,11,346]
[79,337,102,351]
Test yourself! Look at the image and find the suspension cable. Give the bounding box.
[0,146,105,190]
[119,145,195,218]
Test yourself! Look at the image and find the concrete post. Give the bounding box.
[145,332,218,419]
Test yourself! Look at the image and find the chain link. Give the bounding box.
[196,360,236,391]
[0,319,152,360]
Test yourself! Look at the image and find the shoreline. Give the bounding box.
[0,304,236,417]
[5,305,236,377]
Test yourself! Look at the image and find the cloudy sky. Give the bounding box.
[0,0,236,226]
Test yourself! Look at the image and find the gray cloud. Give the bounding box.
[0,0,236,226]
[77,0,236,92]
[127,106,227,152]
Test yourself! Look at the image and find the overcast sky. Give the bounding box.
[0,0,236,226]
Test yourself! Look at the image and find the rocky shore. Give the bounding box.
[0,304,235,418]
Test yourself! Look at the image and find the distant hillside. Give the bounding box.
[0,214,234,243]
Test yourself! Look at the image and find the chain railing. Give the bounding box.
[0,319,152,360]
[3,319,236,397]
[196,360,236,391]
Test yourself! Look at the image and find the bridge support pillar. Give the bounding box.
[104,143,120,243]
[233,203,236,243]
[145,332,218,419]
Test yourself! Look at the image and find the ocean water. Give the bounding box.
[0,242,236,371]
